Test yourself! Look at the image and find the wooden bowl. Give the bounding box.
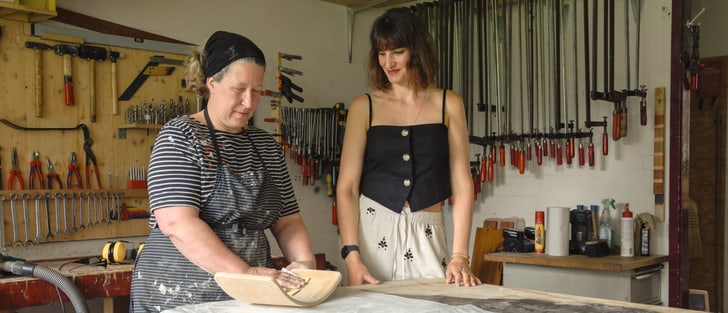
[214,269,341,307]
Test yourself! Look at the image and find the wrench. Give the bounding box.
[34,194,43,243]
[70,193,78,233]
[44,193,53,240]
[78,192,86,229]
[0,194,6,253]
[87,192,94,226]
[113,192,120,221]
[62,192,69,234]
[10,194,22,247]
[100,192,107,224]
[54,192,62,236]
[92,192,99,225]
[22,193,34,246]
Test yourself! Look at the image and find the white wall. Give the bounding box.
[14,0,677,307]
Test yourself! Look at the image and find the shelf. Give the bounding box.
[117,124,163,139]
[0,0,56,22]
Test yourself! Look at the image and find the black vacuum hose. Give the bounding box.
[2,260,90,313]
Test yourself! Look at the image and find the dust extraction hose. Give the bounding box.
[2,260,89,313]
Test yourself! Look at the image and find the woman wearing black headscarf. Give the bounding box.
[130,31,314,312]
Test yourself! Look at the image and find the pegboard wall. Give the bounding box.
[0,18,193,250]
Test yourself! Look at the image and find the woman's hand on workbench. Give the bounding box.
[445,256,482,287]
[345,255,380,286]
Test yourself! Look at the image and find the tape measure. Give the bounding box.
[101,241,145,264]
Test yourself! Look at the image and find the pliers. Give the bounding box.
[83,125,102,189]
[28,151,45,189]
[46,158,63,189]
[67,152,82,189]
[7,147,24,190]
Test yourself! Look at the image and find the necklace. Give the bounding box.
[394,95,426,125]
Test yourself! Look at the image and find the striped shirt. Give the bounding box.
[146,115,299,227]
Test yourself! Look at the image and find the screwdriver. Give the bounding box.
[535,142,543,166]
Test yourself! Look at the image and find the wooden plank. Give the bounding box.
[654,87,666,221]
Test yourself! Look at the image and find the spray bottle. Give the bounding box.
[598,199,615,251]
[620,203,634,257]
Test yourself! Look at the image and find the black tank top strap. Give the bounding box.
[366,93,373,128]
[441,89,447,124]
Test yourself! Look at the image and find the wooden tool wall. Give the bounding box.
[0,18,191,249]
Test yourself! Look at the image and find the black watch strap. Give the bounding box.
[340,245,360,259]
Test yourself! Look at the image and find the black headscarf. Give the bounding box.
[203,31,266,78]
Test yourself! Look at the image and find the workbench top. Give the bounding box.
[483,252,668,271]
[165,278,694,313]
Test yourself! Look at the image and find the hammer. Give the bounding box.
[54,44,78,106]
[25,42,52,117]
[77,45,108,123]
[109,51,123,115]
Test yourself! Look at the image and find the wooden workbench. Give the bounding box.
[164,278,696,313]
[0,260,133,313]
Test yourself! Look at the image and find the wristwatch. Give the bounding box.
[340,245,359,259]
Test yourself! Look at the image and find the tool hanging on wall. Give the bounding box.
[54,44,79,106]
[77,45,108,123]
[686,8,705,92]
[0,120,99,189]
[109,51,123,115]
[24,42,52,118]
[118,55,183,101]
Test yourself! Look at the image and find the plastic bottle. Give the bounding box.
[609,199,620,250]
[620,203,634,257]
[535,211,545,254]
[598,200,614,251]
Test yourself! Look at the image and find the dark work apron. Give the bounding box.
[130,109,281,312]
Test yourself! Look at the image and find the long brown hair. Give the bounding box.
[368,7,438,91]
